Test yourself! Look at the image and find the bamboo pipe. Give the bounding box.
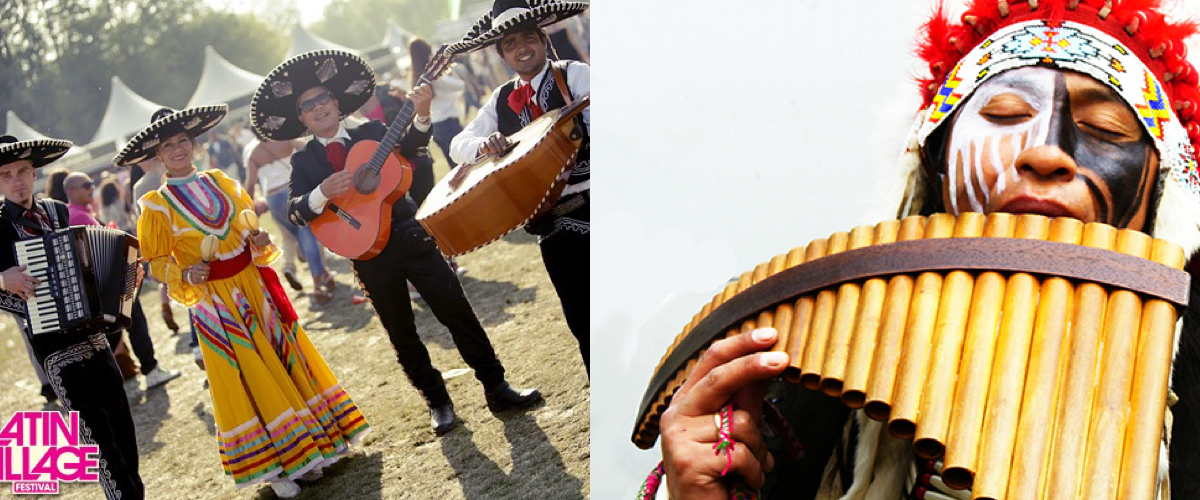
[769,247,811,359]
[1079,229,1150,500]
[858,216,927,415]
[821,224,887,397]
[970,214,1051,500]
[1000,217,1083,500]
[784,239,829,383]
[940,213,1016,490]
[912,212,986,459]
[1041,222,1117,499]
[888,213,957,439]
[798,231,850,389]
[840,220,901,406]
[1117,238,1185,500]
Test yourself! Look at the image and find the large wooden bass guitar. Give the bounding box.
[416,95,589,256]
[310,47,455,259]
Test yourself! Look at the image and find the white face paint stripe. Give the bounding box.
[948,149,959,214]
[944,68,1058,214]
[975,136,992,206]
[963,141,981,212]
[991,135,1007,195]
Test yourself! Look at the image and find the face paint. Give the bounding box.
[942,67,1157,227]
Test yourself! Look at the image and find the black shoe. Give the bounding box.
[431,403,457,435]
[283,270,303,291]
[484,382,543,413]
[40,384,57,404]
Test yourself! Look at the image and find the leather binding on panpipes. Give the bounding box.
[632,212,1191,500]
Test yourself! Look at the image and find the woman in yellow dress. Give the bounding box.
[114,106,369,498]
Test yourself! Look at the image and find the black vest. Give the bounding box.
[495,60,590,191]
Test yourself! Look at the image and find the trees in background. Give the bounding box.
[1,0,290,142]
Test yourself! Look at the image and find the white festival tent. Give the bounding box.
[186,46,265,108]
[287,24,359,58]
[383,19,415,55]
[3,111,80,156]
[89,76,169,147]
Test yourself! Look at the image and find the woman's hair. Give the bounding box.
[409,38,433,88]
[99,178,121,206]
[44,168,68,202]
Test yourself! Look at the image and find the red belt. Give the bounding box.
[204,247,298,324]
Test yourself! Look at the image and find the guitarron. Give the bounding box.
[416,95,589,256]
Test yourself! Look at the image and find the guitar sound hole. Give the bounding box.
[354,167,381,195]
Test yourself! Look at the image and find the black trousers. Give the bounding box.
[125,299,158,375]
[33,332,144,500]
[353,221,505,407]
[538,203,590,373]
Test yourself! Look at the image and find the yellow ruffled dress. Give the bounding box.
[137,169,368,487]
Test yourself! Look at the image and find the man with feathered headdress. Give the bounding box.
[652,1,1200,498]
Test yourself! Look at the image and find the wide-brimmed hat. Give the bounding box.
[0,135,72,169]
[445,0,589,56]
[251,50,375,141]
[113,105,227,166]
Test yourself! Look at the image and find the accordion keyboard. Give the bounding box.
[15,231,87,335]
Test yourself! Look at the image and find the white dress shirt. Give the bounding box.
[449,59,590,166]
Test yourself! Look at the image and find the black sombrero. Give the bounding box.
[445,0,589,56]
[113,105,227,166]
[251,50,375,141]
[0,135,72,169]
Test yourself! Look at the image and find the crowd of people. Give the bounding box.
[0,0,590,499]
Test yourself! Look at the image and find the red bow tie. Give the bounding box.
[507,84,544,119]
[326,141,347,173]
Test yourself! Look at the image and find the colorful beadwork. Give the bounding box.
[161,172,234,238]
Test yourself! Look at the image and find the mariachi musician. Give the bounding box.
[651,1,1200,499]
[449,0,591,374]
[250,50,541,436]
[0,136,144,500]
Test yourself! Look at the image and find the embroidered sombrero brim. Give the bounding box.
[251,50,376,141]
[113,105,227,166]
[0,138,73,169]
[446,0,589,56]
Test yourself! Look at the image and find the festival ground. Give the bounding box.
[0,227,590,499]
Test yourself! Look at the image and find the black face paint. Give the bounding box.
[1040,72,1155,227]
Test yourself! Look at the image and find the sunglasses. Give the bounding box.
[298,91,334,114]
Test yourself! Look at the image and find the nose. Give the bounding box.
[1013,144,1078,184]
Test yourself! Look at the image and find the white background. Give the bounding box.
[590,1,1200,499]
[591,1,932,498]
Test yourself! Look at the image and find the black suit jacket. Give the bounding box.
[287,120,433,227]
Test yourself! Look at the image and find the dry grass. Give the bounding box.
[0,223,589,499]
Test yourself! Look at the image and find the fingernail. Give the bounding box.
[751,328,777,342]
[761,351,787,368]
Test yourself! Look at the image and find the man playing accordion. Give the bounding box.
[652,1,1200,499]
[0,136,144,500]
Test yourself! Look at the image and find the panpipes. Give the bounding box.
[632,212,1190,500]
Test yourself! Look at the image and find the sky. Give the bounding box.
[592,0,1200,498]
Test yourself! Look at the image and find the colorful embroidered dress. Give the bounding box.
[137,169,368,487]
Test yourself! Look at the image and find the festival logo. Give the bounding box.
[0,412,99,495]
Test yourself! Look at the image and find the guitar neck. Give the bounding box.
[368,74,437,173]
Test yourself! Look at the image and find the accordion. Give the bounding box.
[0,227,142,335]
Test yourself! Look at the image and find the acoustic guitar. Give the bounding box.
[310,47,456,260]
[416,95,589,256]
